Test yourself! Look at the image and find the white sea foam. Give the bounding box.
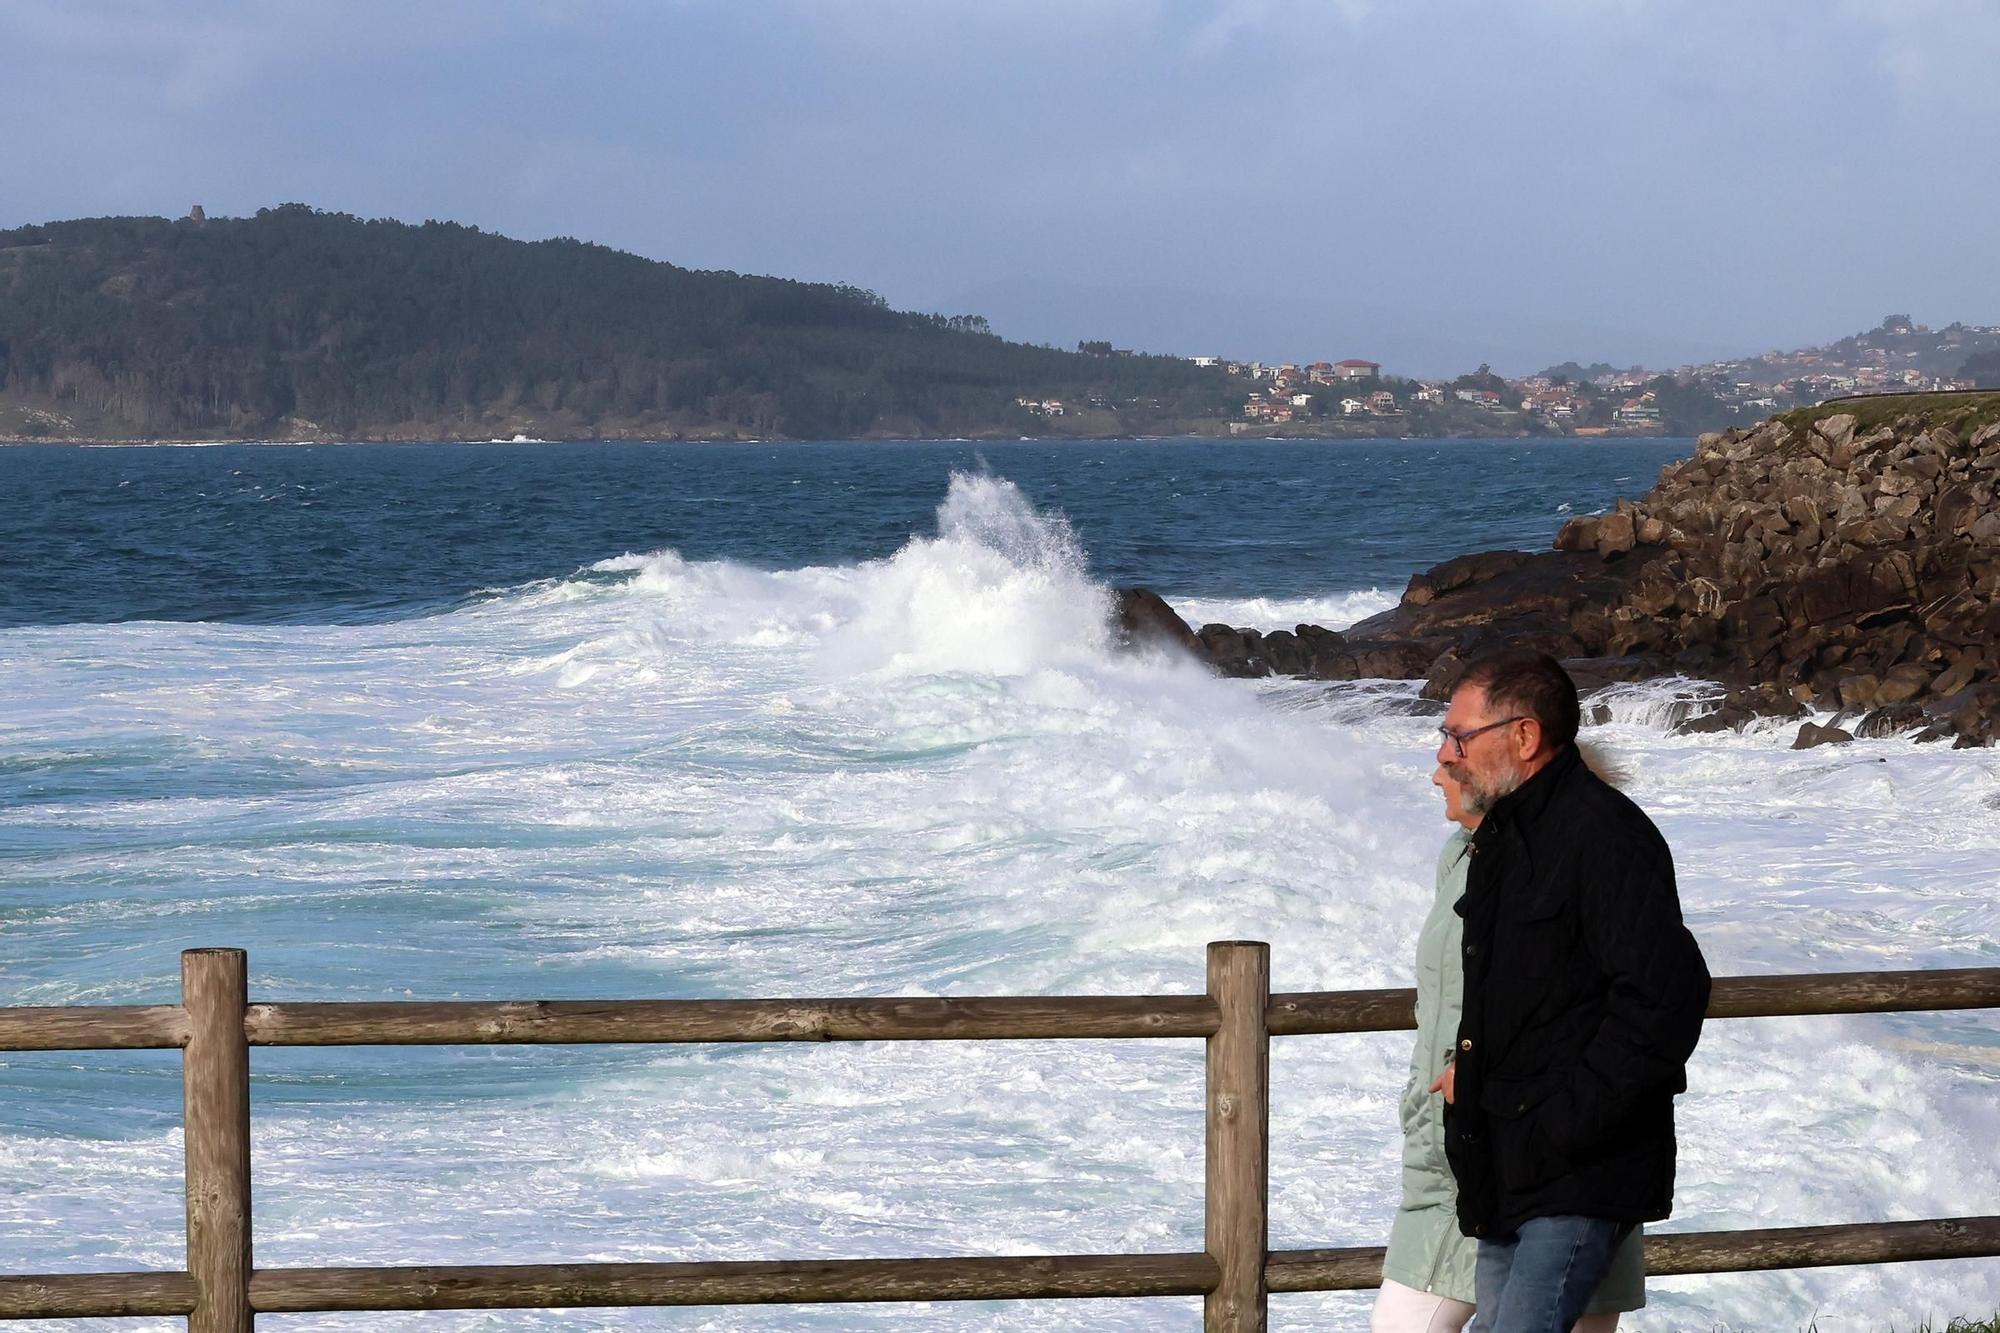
[1171,588,1399,632]
[1,471,1997,1330]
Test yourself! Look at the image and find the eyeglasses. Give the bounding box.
[1436,716,1528,759]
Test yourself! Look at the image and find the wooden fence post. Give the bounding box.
[182,948,252,1332]
[1205,940,1269,1333]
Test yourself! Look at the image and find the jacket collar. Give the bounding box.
[1443,826,1473,865]
[1483,742,1580,833]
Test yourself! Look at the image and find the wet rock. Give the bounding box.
[1138,402,2000,742]
[1931,683,2000,746]
[1855,702,1928,738]
[1261,629,1309,676]
[1675,705,1754,736]
[1403,550,1532,606]
[1196,624,1271,678]
[1563,655,1669,693]
[1793,720,1854,749]
[1115,587,1204,656]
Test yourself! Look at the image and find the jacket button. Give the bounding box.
[1464,943,1476,956]
[1459,1039,1473,1052]
[1516,1101,1527,1113]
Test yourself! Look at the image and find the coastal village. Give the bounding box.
[1016,314,1999,437]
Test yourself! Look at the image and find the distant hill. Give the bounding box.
[0,205,1236,441]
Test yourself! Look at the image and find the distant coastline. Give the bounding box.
[7,207,1993,447]
[0,425,1684,447]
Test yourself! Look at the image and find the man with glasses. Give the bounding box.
[1426,649,1709,1333]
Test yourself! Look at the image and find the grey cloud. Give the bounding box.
[2,0,1994,372]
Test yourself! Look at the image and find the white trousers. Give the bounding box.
[1370,1278,1621,1333]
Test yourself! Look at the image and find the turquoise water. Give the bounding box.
[2,439,1995,1331]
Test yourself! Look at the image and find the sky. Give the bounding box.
[3,0,1998,375]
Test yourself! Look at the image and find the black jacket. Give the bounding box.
[1444,744,1709,1237]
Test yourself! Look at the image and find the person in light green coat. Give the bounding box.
[1371,762,1644,1332]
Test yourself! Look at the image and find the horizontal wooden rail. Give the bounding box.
[0,1271,197,1319]
[15,1217,1993,1318]
[1265,1215,2000,1292]
[0,1004,188,1051]
[1268,988,1415,1036]
[11,1216,1984,1320]
[1266,966,2000,1037]
[239,995,1222,1046]
[2,953,1997,1327]
[1702,968,2000,1020]
[247,1252,1218,1312]
[1646,1216,2000,1276]
[5,969,1996,1053]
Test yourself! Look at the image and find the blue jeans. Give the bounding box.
[1468,1216,1629,1333]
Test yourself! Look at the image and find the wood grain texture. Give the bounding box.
[1266,988,1416,1036]
[243,995,1220,1046]
[1205,941,1269,1333]
[0,1271,197,1318]
[247,1253,1217,1312]
[1264,1216,2000,1291]
[1266,967,2000,1036]
[1703,969,2000,1019]
[182,949,252,1333]
[1644,1216,2000,1275]
[0,1004,188,1051]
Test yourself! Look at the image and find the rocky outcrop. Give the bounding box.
[1120,398,2000,746]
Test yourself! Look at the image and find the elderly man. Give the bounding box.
[1427,649,1709,1333]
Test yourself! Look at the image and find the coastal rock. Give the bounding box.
[1141,398,2000,745]
[1403,550,1532,606]
[1114,587,1203,656]
[1854,702,1927,738]
[1196,624,1271,678]
[1792,721,1854,750]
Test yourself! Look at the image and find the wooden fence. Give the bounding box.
[2,944,1997,1330]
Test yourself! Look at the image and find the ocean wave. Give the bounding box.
[1168,589,1399,633]
[1,470,1997,1329]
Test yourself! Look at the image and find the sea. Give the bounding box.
[1,438,1996,1332]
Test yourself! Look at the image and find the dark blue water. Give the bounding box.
[0,438,1692,627]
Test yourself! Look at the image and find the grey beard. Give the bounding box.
[1453,761,1526,817]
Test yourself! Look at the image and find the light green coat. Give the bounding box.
[1381,828,1646,1311]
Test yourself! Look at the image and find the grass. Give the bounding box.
[1775,389,2000,440]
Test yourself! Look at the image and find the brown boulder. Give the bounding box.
[1793,721,1854,749]
[1555,516,1602,552]
[1595,512,1637,556]
[1196,624,1271,678]
[1125,402,1998,744]
[1931,650,1982,697]
[1403,550,1533,606]
[1873,662,1934,705]
[1837,673,1882,710]
[1855,703,1927,738]
[1115,587,1204,656]
[1811,413,1859,452]
[1261,630,1309,675]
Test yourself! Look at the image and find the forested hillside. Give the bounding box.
[0,206,1235,440]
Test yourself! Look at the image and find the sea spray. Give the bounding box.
[1,468,1996,1330]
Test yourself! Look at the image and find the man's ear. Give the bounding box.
[1515,716,1544,762]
